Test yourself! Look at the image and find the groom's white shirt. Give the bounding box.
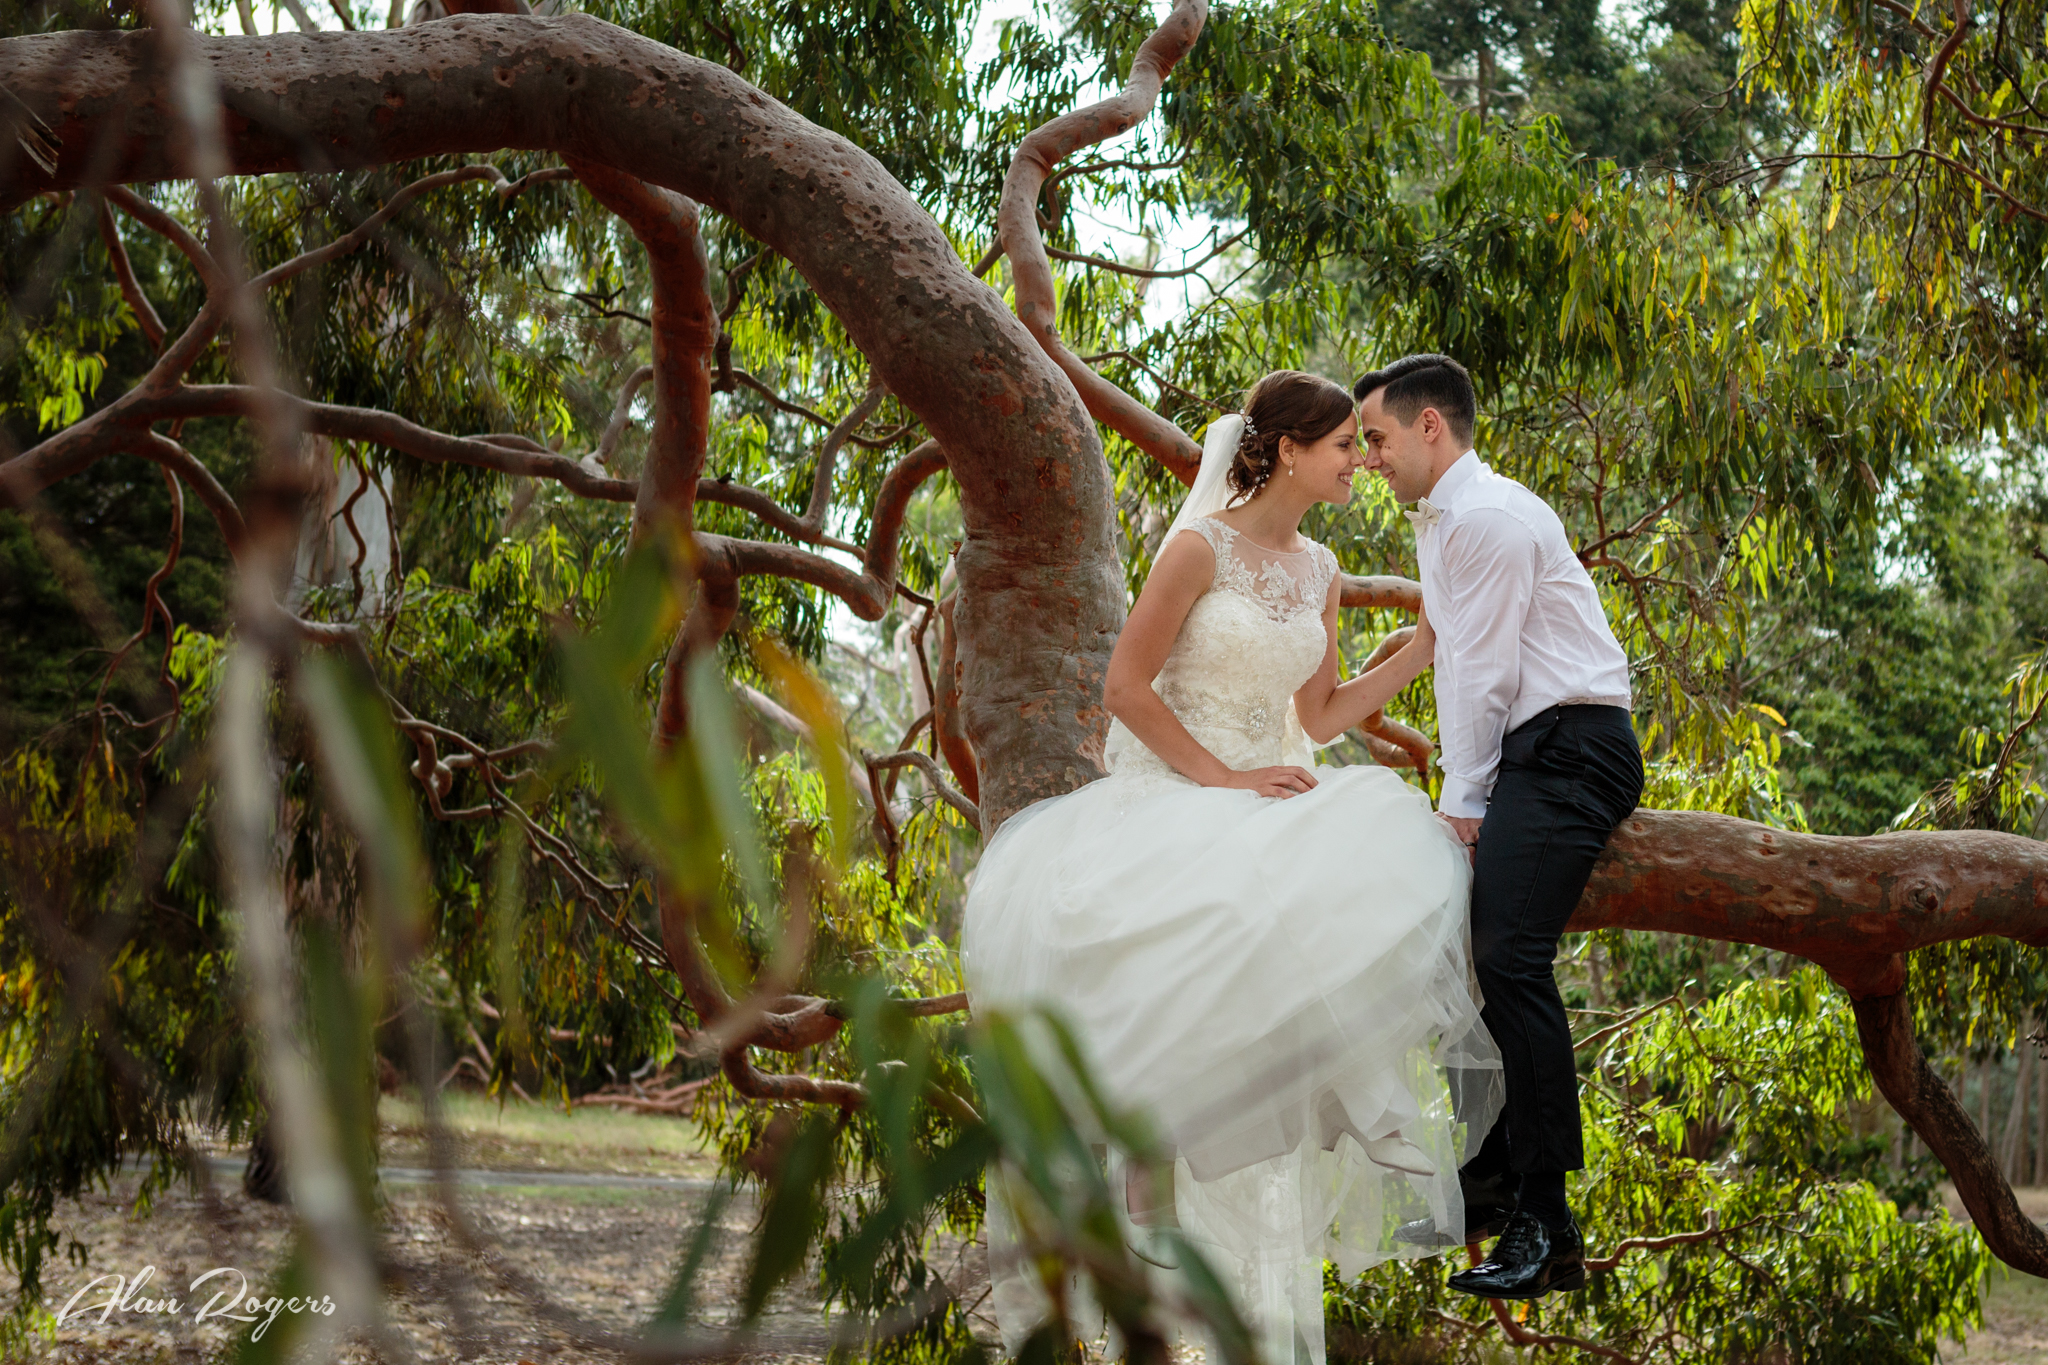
[1412,451,1631,820]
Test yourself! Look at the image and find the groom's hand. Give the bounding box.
[1437,814,1482,864]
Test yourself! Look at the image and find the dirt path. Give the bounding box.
[20,1163,835,1364]
[13,1100,2045,1363]
[15,1095,846,1364]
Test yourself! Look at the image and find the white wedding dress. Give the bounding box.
[962,511,1501,1365]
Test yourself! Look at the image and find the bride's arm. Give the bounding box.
[1292,579,1436,745]
[1105,531,1319,798]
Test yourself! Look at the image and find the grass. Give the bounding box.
[1953,1266,2048,1364]
[376,1088,725,1180]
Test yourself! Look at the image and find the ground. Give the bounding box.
[12,1092,900,1364]
[1948,1186,2048,1365]
[8,1094,2045,1363]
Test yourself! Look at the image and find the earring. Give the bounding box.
[1287,463,1295,477]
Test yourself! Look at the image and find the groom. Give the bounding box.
[1354,355,1644,1300]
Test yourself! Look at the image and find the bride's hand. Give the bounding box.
[1212,765,1319,799]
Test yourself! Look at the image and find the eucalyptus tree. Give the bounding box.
[0,0,2046,1355]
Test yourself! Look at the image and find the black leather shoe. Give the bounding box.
[1445,1210,1586,1300]
[1393,1170,1517,1247]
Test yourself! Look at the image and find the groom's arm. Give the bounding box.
[1434,509,1540,820]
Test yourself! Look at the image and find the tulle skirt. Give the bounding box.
[963,759,1502,1365]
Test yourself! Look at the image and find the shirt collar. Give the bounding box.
[1422,450,1482,510]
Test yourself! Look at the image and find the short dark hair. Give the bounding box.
[1352,354,1476,445]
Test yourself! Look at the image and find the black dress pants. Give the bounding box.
[1465,704,1643,1176]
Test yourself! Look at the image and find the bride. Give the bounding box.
[962,370,1500,1365]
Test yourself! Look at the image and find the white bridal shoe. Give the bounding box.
[1364,1134,1438,1177]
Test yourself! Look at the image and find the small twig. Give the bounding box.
[595,364,654,470]
[1045,227,1245,279]
[864,748,980,831]
[718,248,765,325]
[542,280,652,326]
[725,369,917,449]
[1574,994,1682,1054]
[1079,350,1230,412]
[96,198,166,349]
[1577,490,1685,564]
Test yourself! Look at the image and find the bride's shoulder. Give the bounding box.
[1140,525,1222,601]
[1159,522,1222,572]
[1160,518,1230,565]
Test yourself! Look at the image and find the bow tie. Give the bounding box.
[1405,498,1444,531]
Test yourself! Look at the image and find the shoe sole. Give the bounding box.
[1447,1267,1587,1301]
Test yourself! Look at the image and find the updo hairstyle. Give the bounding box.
[1225,370,1358,505]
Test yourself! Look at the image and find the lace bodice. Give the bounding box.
[1106,517,1339,782]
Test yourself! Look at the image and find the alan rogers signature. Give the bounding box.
[57,1265,338,1340]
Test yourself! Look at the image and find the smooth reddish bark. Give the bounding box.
[999,0,1207,483]
[1575,811,2048,997]
[0,13,1122,828]
[564,158,716,544]
[1575,810,2048,1273]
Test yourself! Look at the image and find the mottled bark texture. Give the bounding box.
[0,14,1122,828]
[1575,812,2048,998]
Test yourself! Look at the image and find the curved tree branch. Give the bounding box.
[1850,990,2048,1275]
[1045,228,1245,280]
[129,429,247,554]
[3,13,1115,829]
[1575,808,2048,1276]
[996,0,1209,486]
[95,197,165,349]
[932,591,979,804]
[802,377,886,532]
[102,184,226,292]
[594,363,653,471]
[566,158,716,544]
[0,383,638,512]
[865,747,981,831]
[725,368,914,451]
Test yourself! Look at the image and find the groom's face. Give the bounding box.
[1357,388,1440,504]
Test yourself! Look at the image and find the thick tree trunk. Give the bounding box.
[2005,1046,2033,1181]
[0,14,1122,827]
[2035,1034,2046,1187]
[242,1119,289,1204]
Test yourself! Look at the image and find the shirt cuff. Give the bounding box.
[1438,776,1490,820]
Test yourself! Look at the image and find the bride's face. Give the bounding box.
[1282,414,1366,505]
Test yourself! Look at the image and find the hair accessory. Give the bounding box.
[1242,414,1258,437]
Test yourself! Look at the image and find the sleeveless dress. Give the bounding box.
[962,517,1500,1365]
